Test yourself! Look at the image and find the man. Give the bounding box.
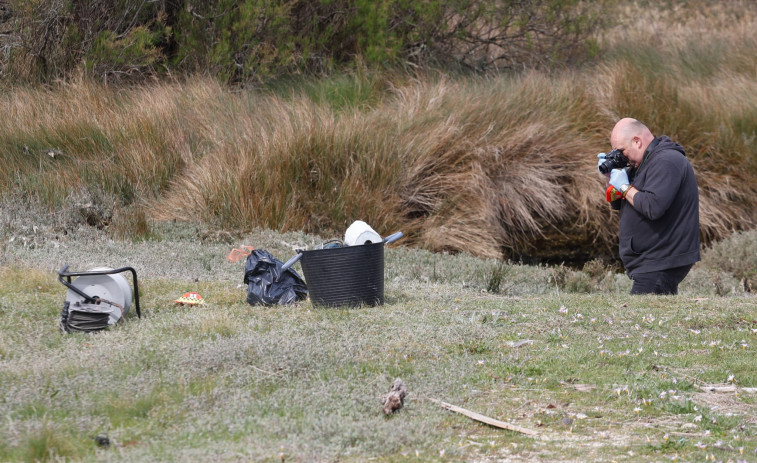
[598,118,700,295]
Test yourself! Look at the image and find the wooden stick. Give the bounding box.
[699,385,757,393]
[429,398,539,436]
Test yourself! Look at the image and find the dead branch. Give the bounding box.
[429,398,538,436]
[699,385,757,393]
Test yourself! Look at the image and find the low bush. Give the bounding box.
[700,230,757,292]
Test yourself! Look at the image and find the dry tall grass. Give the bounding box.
[389,75,610,259]
[1,1,756,262]
[147,74,614,260]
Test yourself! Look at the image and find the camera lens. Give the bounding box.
[598,149,628,175]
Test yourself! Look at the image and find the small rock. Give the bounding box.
[94,435,110,448]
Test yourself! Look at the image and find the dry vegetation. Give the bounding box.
[1,1,756,265]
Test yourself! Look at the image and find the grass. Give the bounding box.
[0,223,755,462]
[1,2,756,459]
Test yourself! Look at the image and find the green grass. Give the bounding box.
[0,225,755,462]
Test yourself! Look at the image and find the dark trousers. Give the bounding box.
[630,264,694,295]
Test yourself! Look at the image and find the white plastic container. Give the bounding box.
[344,220,382,246]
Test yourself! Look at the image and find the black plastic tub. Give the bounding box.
[299,242,385,307]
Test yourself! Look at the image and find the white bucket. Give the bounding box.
[65,267,132,325]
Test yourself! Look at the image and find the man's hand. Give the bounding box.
[609,168,630,191]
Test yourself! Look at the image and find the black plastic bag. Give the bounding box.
[243,249,308,305]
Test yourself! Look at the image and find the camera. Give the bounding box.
[598,148,629,175]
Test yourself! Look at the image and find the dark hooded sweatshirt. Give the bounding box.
[613,135,701,277]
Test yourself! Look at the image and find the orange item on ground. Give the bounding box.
[226,245,255,262]
[174,292,205,305]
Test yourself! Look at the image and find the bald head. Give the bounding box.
[612,118,652,142]
[610,118,655,168]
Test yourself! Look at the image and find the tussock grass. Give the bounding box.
[2,67,755,262]
[16,423,88,462]
[391,74,609,259]
[154,86,406,239]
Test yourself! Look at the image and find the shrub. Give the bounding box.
[700,230,757,291]
[171,0,606,83]
[2,0,605,85]
[4,0,169,83]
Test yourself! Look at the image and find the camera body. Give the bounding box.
[598,149,629,175]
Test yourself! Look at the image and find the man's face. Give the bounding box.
[611,135,644,168]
